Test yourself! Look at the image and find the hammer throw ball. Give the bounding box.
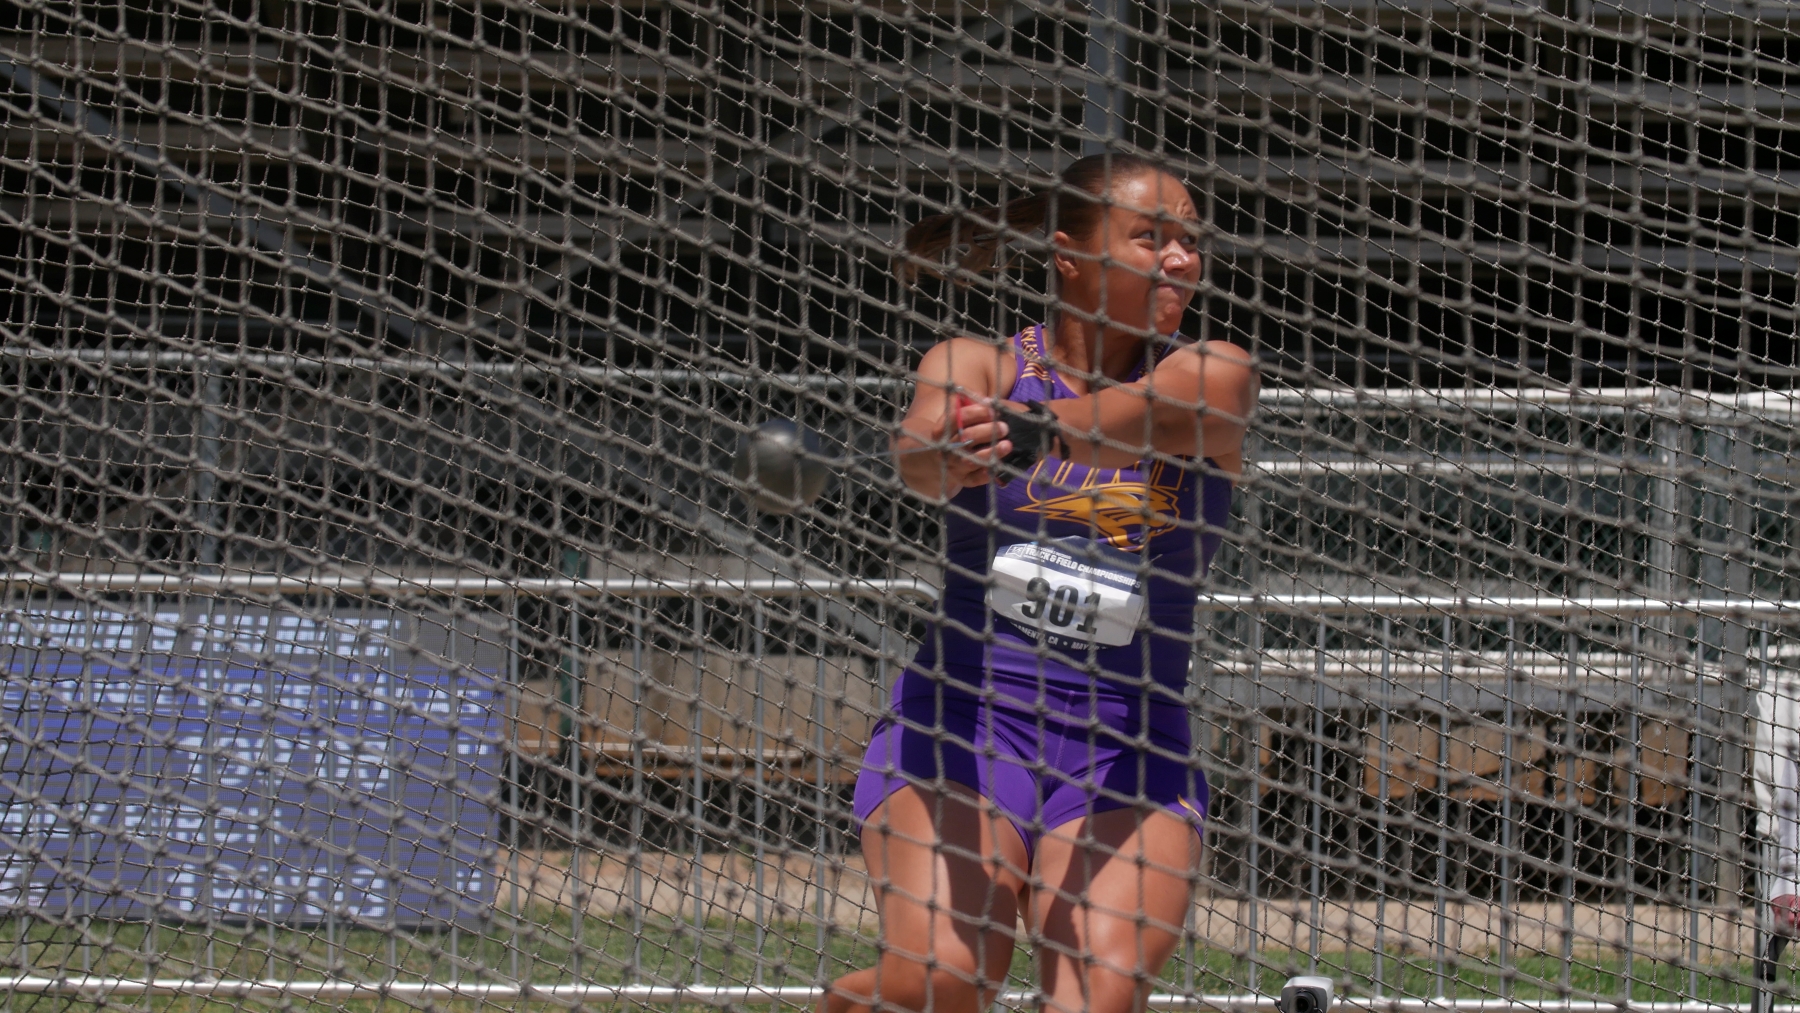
[732,420,832,514]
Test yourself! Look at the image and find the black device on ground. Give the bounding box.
[1277,976,1334,1013]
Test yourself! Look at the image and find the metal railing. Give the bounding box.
[10,348,1800,419]
[13,571,1800,616]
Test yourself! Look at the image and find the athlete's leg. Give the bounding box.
[823,783,1030,1013]
[1029,807,1202,1013]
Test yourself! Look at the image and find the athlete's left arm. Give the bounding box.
[1040,340,1258,470]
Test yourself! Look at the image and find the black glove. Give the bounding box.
[998,400,1065,478]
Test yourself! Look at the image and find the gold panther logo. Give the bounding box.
[1017,460,1183,548]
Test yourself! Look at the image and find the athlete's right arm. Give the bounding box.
[894,337,1016,499]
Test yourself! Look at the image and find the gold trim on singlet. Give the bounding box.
[1018,323,1172,390]
[1016,324,1053,383]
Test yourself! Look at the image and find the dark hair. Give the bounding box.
[896,153,1182,285]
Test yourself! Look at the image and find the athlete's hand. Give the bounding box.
[895,392,1013,498]
[892,336,1020,500]
[955,399,1055,486]
[950,399,1019,457]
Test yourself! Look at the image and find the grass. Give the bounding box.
[2,911,1796,1011]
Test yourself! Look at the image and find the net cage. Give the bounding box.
[2,0,1800,1006]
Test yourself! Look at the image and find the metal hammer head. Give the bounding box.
[732,420,831,514]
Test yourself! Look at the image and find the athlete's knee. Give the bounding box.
[823,968,879,1013]
[1049,969,1150,1013]
[863,954,988,1013]
[1039,947,1162,1013]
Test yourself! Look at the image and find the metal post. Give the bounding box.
[77,611,93,977]
[3,353,21,1009]
[1690,623,1704,1000]
[142,611,157,1005]
[1648,413,1678,581]
[1435,615,1451,998]
[1688,423,1751,904]
[1245,611,1265,992]
[691,595,707,983]
[265,655,278,978]
[1753,625,1777,1013]
[507,595,522,985]
[448,608,461,982]
[1625,622,1641,1006]
[813,597,829,974]
[1500,617,1516,1000]
[1185,590,1208,998]
[1561,630,1578,997]
[1690,424,1737,914]
[193,365,222,975]
[630,600,646,983]
[1375,618,1392,998]
[1720,427,1755,902]
[386,604,399,980]
[1309,619,1325,972]
[1082,0,1128,153]
[202,606,218,976]
[752,601,767,982]
[561,549,586,980]
[196,368,222,573]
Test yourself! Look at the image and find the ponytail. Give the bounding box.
[895,152,1174,286]
[897,192,1050,285]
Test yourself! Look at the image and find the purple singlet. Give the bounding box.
[853,325,1235,862]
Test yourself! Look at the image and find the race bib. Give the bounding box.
[986,538,1146,649]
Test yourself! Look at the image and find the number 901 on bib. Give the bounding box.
[986,539,1147,649]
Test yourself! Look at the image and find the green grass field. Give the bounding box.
[2,911,1794,1011]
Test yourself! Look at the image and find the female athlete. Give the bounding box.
[825,153,1258,1013]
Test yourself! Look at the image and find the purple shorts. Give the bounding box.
[852,668,1208,863]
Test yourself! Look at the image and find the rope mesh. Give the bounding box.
[1,0,1799,1006]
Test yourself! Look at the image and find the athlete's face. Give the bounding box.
[1053,171,1203,338]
